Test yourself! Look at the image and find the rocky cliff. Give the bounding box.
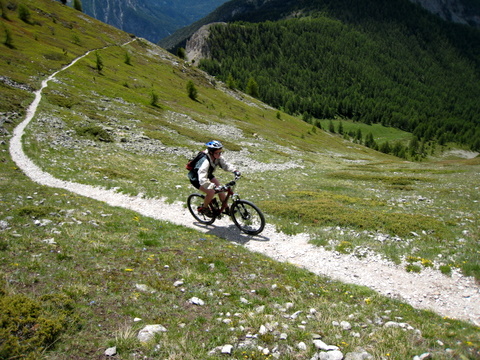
[410,0,480,27]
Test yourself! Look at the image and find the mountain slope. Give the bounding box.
[161,0,480,152]
[158,0,480,50]
[78,0,229,42]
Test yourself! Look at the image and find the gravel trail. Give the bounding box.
[9,52,480,326]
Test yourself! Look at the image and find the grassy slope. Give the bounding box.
[1,0,479,359]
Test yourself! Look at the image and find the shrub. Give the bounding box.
[3,26,13,48]
[95,51,103,72]
[18,3,31,24]
[0,293,74,358]
[124,51,131,65]
[150,90,159,107]
[186,80,198,100]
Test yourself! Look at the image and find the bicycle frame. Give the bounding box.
[211,177,239,218]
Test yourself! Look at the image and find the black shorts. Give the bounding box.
[190,175,215,190]
[190,179,200,189]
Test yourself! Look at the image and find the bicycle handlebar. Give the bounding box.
[214,174,241,193]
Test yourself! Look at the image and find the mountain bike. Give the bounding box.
[187,175,265,235]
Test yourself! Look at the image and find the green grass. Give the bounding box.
[1,0,479,358]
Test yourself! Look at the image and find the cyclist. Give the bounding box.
[188,140,240,215]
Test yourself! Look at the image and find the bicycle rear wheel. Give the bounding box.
[231,200,265,235]
[187,193,216,225]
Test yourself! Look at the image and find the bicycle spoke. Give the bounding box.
[231,200,265,235]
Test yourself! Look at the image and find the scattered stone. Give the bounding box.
[313,339,339,351]
[41,238,56,244]
[104,346,116,356]
[344,349,373,359]
[317,350,344,360]
[137,324,167,343]
[135,283,156,293]
[173,280,184,287]
[221,344,233,354]
[413,353,431,360]
[298,342,307,350]
[188,297,205,306]
[0,220,8,230]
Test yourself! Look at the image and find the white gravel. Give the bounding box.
[9,52,480,326]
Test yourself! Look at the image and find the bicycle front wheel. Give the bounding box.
[231,200,265,235]
[187,193,216,225]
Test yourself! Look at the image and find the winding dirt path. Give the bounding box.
[9,50,480,326]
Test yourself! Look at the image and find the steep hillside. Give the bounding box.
[158,0,480,49]
[161,0,480,153]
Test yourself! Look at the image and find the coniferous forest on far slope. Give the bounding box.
[196,0,480,153]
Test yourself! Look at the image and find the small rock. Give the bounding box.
[173,280,184,287]
[0,220,8,230]
[135,283,156,293]
[188,297,205,306]
[137,324,167,343]
[319,350,344,360]
[345,349,373,359]
[313,339,340,351]
[221,344,233,354]
[104,346,116,356]
[297,342,307,351]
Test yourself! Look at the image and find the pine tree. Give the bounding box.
[95,51,103,73]
[246,77,259,98]
[73,0,83,12]
[186,80,198,101]
[337,121,344,135]
[328,120,335,133]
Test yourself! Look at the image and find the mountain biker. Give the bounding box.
[188,140,240,215]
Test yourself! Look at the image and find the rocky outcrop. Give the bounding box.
[410,0,480,27]
[185,23,226,64]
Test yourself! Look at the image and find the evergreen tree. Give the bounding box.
[73,0,83,12]
[3,26,13,48]
[328,120,335,133]
[124,51,132,65]
[337,121,344,135]
[176,47,186,60]
[355,129,363,144]
[379,141,391,154]
[246,77,259,98]
[18,4,31,24]
[1,0,9,20]
[409,136,420,157]
[95,51,103,73]
[186,80,198,101]
[302,112,312,123]
[150,91,159,107]
[364,132,376,149]
[226,73,236,89]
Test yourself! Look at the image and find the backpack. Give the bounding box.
[186,151,207,171]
